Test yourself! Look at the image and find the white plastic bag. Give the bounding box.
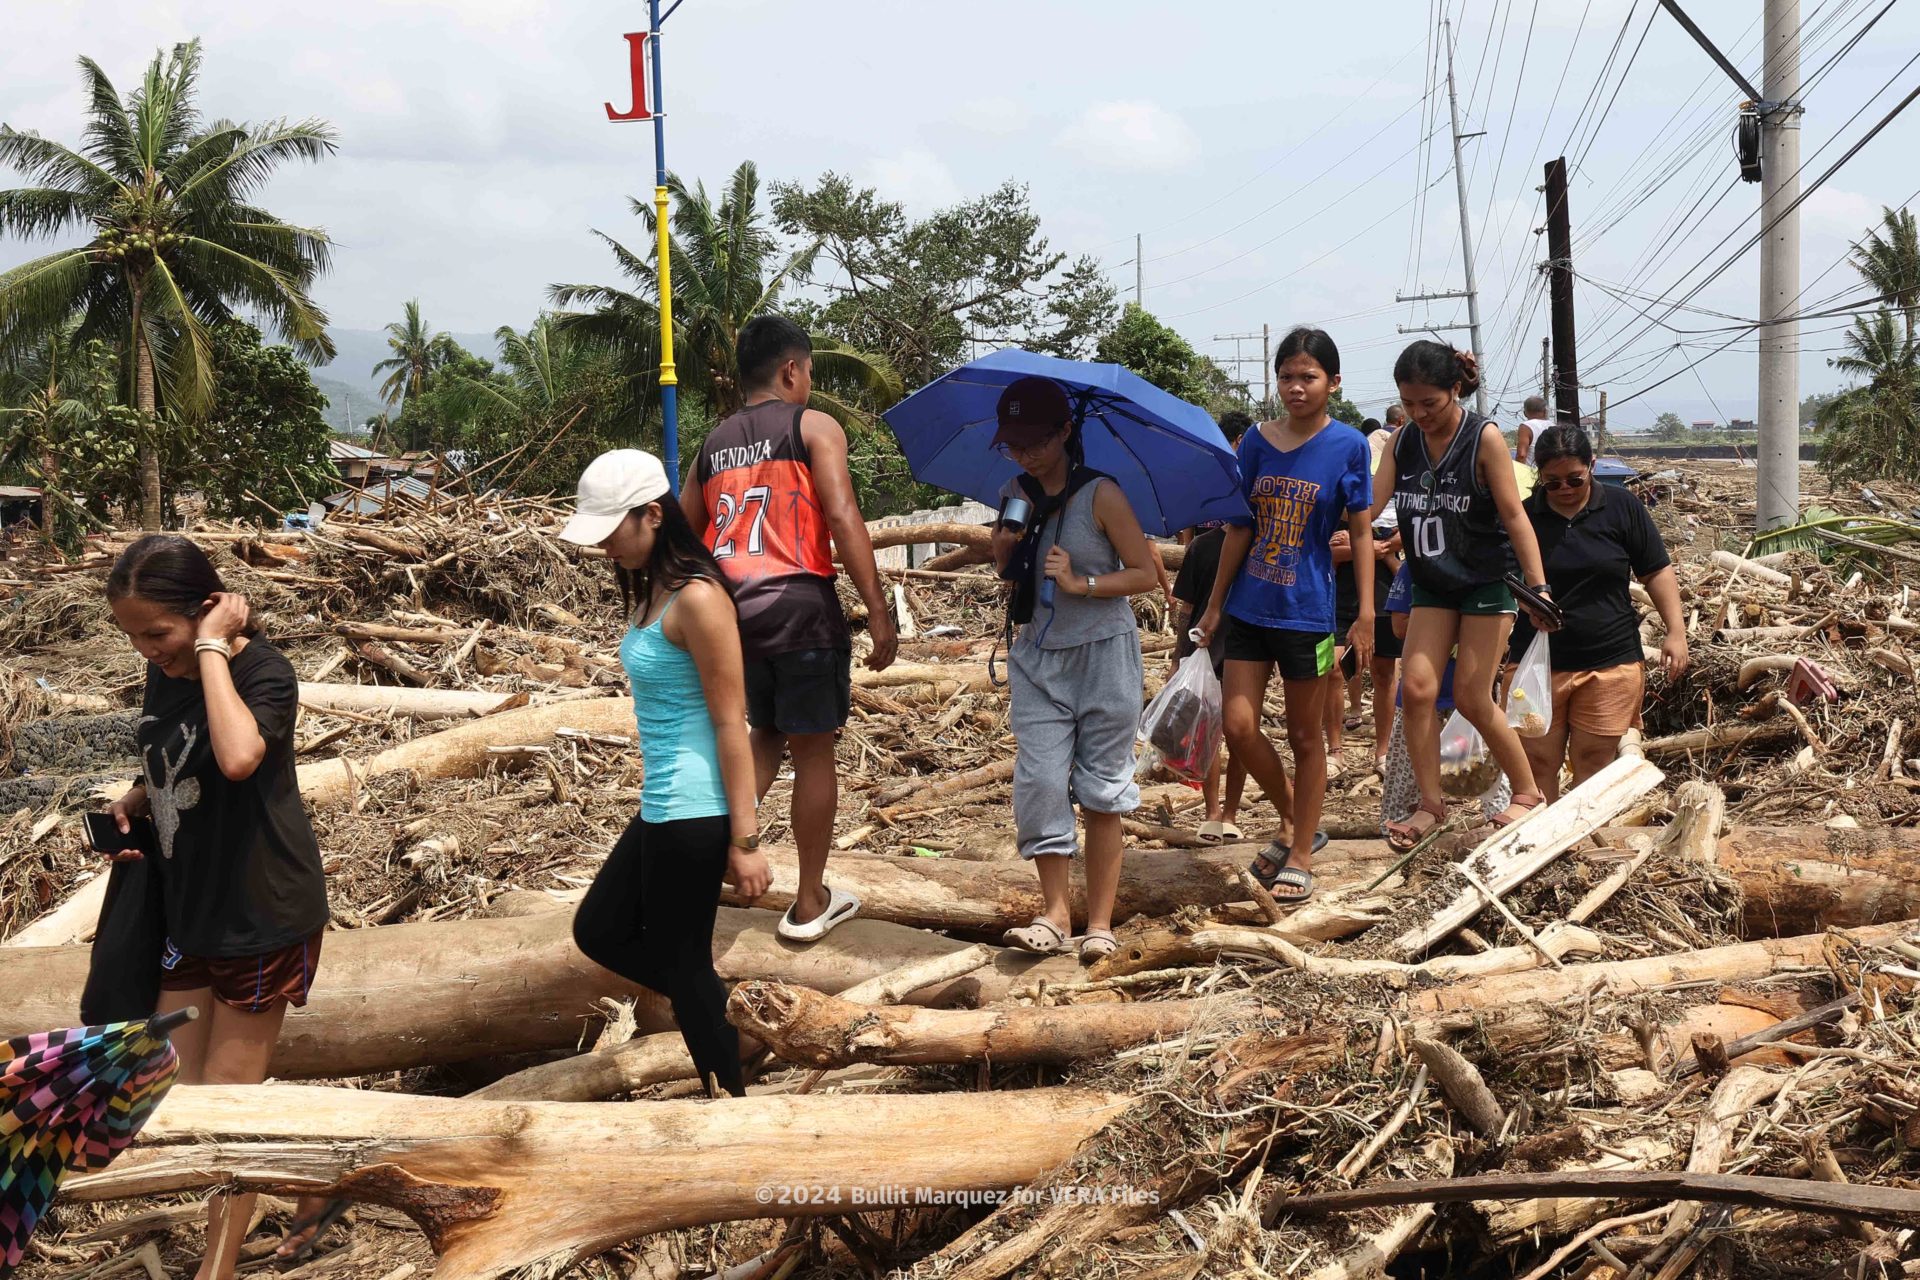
[1506,632,1554,739]
[1138,643,1224,781]
[1439,708,1498,798]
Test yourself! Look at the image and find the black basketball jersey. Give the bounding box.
[1391,408,1514,594]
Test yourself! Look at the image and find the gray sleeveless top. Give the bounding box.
[1001,476,1136,651]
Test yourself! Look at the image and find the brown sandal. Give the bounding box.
[1490,793,1545,829]
[1386,798,1447,852]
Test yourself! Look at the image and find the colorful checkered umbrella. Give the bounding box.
[1,1007,196,1274]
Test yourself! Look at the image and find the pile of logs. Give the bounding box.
[8,752,1920,1278]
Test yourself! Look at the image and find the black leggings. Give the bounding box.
[571,811,743,1097]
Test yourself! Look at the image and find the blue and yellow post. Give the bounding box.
[606,2,684,493]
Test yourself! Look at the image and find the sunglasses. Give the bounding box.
[1541,473,1589,493]
[993,431,1064,460]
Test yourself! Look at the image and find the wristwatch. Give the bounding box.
[730,832,760,851]
[1085,574,1098,598]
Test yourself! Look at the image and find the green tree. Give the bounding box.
[1853,205,1920,327]
[772,172,1117,388]
[551,161,900,457]
[1799,391,1838,425]
[1817,308,1920,485]
[1,336,144,542]
[1095,304,1216,404]
[0,39,337,529]
[372,299,457,410]
[193,321,335,519]
[1652,411,1689,442]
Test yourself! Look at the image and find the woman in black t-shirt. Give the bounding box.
[101,536,331,1278]
[1518,427,1688,799]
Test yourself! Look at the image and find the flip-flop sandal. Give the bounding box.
[1270,866,1315,904]
[1489,793,1545,830]
[1078,928,1118,964]
[275,1199,350,1267]
[1003,916,1071,955]
[1386,799,1447,853]
[1248,831,1329,890]
[1197,821,1226,843]
[1343,714,1365,731]
[1218,821,1244,842]
[776,885,861,943]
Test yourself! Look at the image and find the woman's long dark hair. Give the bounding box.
[1393,340,1481,399]
[106,535,261,635]
[615,494,733,618]
[1533,424,1595,468]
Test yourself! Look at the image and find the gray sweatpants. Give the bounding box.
[1009,631,1143,859]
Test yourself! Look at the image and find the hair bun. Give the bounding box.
[1453,348,1483,397]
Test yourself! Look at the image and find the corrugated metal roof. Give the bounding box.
[320,476,435,515]
[329,440,379,460]
[0,485,44,499]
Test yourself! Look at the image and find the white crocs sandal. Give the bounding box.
[776,884,862,943]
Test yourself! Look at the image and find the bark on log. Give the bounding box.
[296,697,634,808]
[729,983,1221,1067]
[1638,720,1798,759]
[0,909,1081,1078]
[297,682,542,721]
[1715,826,1920,937]
[1709,550,1794,588]
[1660,780,1726,863]
[63,1084,1130,1280]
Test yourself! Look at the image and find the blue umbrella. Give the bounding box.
[881,349,1247,537]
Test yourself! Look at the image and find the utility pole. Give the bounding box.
[1135,233,1143,307]
[1263,323,1271,409]
[1756,0,1802,529]
[1596,389,1609,455]
[1543,157,1581,429]
[1212,330,1266,407]
[1656,0,1802,529]
[1540,338,1551,403]
[1396,17,1487,414]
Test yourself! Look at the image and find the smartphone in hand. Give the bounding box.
[82,812,159,859]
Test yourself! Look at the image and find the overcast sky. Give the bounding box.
[4,0,1917,426]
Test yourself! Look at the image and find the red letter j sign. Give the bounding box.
[604,32,651,121]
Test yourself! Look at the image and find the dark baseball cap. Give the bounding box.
[992,376,1073,448]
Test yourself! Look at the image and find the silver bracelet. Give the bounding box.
[194,638,233,659]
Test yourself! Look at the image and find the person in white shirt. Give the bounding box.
[1516,395,1551,465]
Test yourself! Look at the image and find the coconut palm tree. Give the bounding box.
[0,39,336,528]
[372,298,455,410]
[1852,205,1920,326]
[550,161,899,438]
[1817,308,1920,484]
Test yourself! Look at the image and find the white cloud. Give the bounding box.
[958,96,1030,136]
[1800,187,1885,241]
[1056,100,1200,173]
[858,148,962,213]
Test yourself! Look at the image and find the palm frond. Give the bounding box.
[140,256,217,415]
[0,128,118,199]
[0,249,94,363]
[169,233,332,357]
[0,186,98,240]
[72,56,141,177]
[169,119,338,206]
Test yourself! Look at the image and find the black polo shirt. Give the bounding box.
[1511,481,1671,672]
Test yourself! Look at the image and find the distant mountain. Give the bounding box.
[302,326,502,427]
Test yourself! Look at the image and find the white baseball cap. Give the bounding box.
[559,449,671,546]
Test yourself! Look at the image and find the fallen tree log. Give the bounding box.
[63,1083,1131,1280]
[1639,721,1797,759]
[0,909,1080,1077]
[296,697,634,807]
[1715,825,1920,936]
[297,682,537,721]
[728,983,1221,1067]
[3,872,108,948]
[1269,1169,1920,1229]
[1410,918,1917,1017]
[474,944,998,1102]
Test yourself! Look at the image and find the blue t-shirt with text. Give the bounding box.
[1224,420,1371,634]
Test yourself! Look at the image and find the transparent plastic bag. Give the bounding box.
[1506,632,1554,739]
[1439,708,1498,798]
[1138,642,1224,781]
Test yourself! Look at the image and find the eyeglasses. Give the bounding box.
[1541,473,1589,493]
[993,433,1063,460]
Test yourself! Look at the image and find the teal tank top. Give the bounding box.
[619,591,727,823]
